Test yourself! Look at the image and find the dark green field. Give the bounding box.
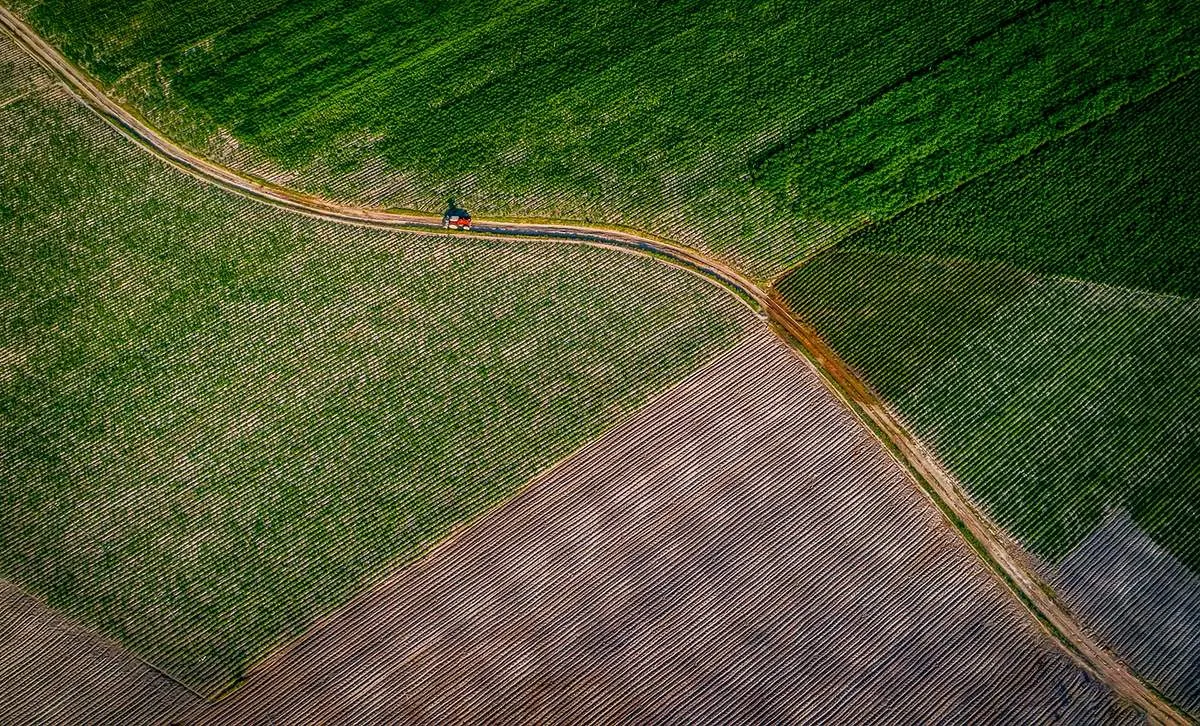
[843,73,1200,298]
[15,0,1200,276]
[5,0,1200,704]
[0,49,749,693]
[779,75,1200,571]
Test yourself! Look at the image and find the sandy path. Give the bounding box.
[0,7,1186,722]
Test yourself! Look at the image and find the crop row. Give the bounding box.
[776,70,1200,714]
[201,331,1129,722]
[1054,511,1200,715]
[778,248,1199,712]
[754,0,1198,225]
[781,248,1199,567]
[843,72,1200,298]
[0,61,752,694]
[0,24,50,99]
[0,581,203,723]
[20,0,1196,277]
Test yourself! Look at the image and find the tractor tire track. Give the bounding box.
[0,7,1186,723]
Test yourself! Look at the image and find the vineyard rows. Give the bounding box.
[14,0,1197,277]
[198,331,1131,722]
[0,37,753,697]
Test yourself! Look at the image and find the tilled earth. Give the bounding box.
[197,331,1136,723]
[0,582,203,723]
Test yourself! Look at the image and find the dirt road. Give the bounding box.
[0,6,1186,723]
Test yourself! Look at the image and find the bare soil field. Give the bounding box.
[200,331,1135,724]
[0,581,202,724]
[0,26,754,694]
[1054,511,1200,714]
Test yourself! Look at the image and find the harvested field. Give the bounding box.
[0,580,202,724]
[1054,511,1200,714]
[201,331,1134,723]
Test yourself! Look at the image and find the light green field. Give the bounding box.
[0,50,750,693]
[14,0,1199,276]
[779,76,1200,572]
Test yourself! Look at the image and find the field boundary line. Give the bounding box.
[0,13,765,319]
[0,7,1189,722]
[0,86,35,110]
[215,328,766,703]
[770,67,1200,288]
[762,290,1189,725]
[0,577,207,702]
[779,245,1200,306]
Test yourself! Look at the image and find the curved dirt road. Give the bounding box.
[0,8,1187,724]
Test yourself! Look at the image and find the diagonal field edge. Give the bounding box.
[0,6,1187,723]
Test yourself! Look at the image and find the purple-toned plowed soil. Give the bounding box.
[1054,510,1200,715]
[0,581,203,724]
[197,330,1137,724]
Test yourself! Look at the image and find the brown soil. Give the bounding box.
[199,332,1131,723]
[0,581,203,724]
[0,7,1187,722]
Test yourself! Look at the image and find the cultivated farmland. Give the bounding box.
[781,250,1199,567]
[0,34,753,696]
[1054,511,1200,714]
[199,331,1133,723]
[2,0,1198,720]
[779,74,1200,570]
[0,581,203,723]
[778,73,1200,713]
[0,22,45,98]
[10,0,1198,276]
[842,72,1200,298]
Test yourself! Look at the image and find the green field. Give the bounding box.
[842,73,1200,298]
[779,76,1200,571]
[12,0,1199,276]
[0,52,750,693]
[6,0,1200,702]
[0,29,44,97]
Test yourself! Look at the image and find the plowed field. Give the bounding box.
[0,581,202,724]
[201,332,1132,723]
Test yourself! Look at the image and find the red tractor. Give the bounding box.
[441,205,472,230]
